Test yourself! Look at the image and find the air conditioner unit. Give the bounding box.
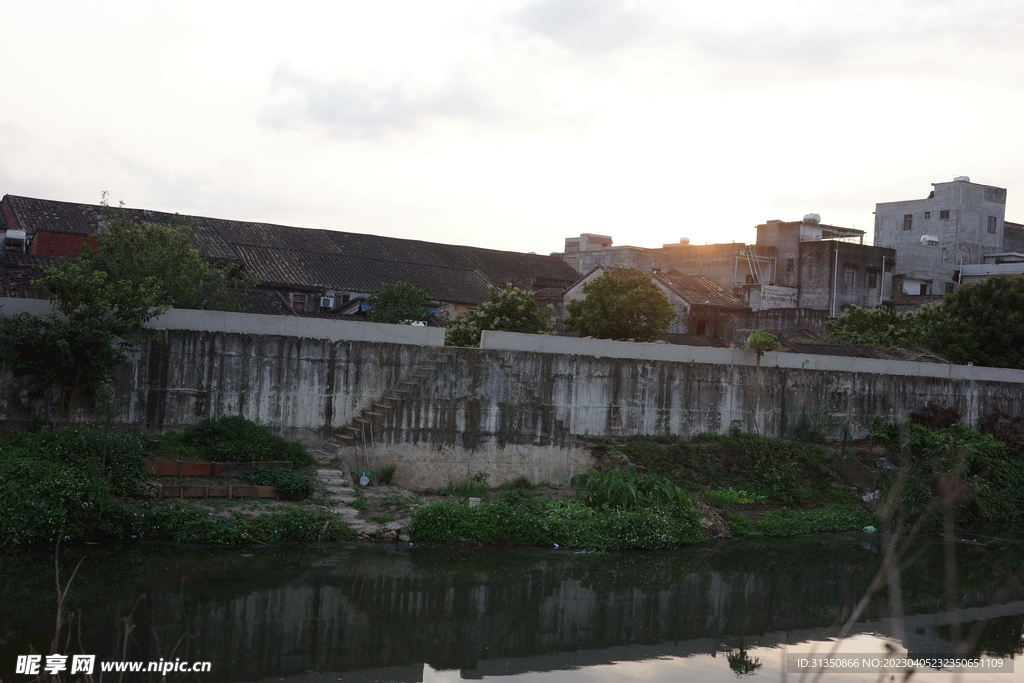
[320,297,335,308]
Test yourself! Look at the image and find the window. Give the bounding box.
[866,270,879,289]
[884,262,893,273]
[291,294,306,312]
[988,216,997,234]
[924,211,931,219]
[844,266,856,292]
[944,282,956,294]
[786,258,794,272]
[919,283,929,296]
[903,214,913,231]
[940,210,950,219]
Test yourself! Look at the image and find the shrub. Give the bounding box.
[1,427,147,496]
[571,466,693,513]
[0,457,107,543]
[241,467,313,501]
[870,419,1022,526]
[180,416,312,467]
[408,496,705,550]
[0,427,148,543]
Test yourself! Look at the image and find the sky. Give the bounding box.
[4,0,1024,254]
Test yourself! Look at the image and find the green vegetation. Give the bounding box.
[179,415,313,467]
[410,467,704,550]
[445,284,553,347]
[828,275,1024,369]
[365,281,433,324]
[378,463,398,485]
[611,432,846,505]
[0,197,253,425]
[564,267,676,342]
[706,488,767,505]
[424,471,491,497]
[0,428,148,543]
[571,465,691,513]
[72,198,254,311]
[134,502,353,544]
[409,492,705,550]
[870,418,1024,528]
[742,330,780,359]
[10,417,1023,549]
[0,422,323,545]
[727,505,873,538]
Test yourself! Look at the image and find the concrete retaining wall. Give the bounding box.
[4,300,1024,488]
[0,298,444,346]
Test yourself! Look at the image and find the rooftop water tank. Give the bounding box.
[803,213,821,224]
[921,235,939,246]
[954,175,970,182]
[679,237,690,244]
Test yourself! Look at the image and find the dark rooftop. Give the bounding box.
[0,253,56,298]
[3,195,581,306]
[655,270,750,310]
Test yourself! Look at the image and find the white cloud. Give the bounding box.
[511,0,672,55]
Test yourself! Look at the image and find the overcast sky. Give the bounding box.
[3,0,1023,254]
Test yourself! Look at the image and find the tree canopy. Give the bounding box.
[564,267,675,343]
[826,275,1024,368]
[445,284,553,347]
[72,201,252,311]
[942,275,1024,368]
[0,196,255,424]
[365,281,433,324]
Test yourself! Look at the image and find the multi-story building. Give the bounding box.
[558,214,893,324]
[755,217,895,316]
[874,177,1024,295]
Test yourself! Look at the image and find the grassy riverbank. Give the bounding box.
[3,415,1022,549]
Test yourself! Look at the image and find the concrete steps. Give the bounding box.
[326,348,452,450]
[316,469,360,517]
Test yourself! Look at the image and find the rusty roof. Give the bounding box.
[654,270,750,310]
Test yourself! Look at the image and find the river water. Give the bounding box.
[2,534,1022,682]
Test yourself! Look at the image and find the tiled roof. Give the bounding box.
[5,196,239,261]
[4,195,580,306]
[780,341,896,360]
[0,253,57,298]
[655,270,750,310]
[232,244,493,305]
[666,333,729,348]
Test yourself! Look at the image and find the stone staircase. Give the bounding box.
[322,348,455,455]
[315,466,412,538]
[316,468,359,519]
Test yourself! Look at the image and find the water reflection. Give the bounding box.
[1,534,1022,682]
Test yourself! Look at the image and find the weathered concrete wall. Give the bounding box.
[5,301,1024,488]
[741,306,828,340]
[0,298,445,346]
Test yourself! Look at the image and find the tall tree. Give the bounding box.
[365,281,433,324]
[445,284,553,347]
[941,274,1024,368]
[0,195,254,424]
[564,267,675,343]
[79,200,252,311]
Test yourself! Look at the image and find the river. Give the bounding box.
[2,534,1022,682]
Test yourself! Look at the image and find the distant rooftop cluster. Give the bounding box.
[3,176,1021,354]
